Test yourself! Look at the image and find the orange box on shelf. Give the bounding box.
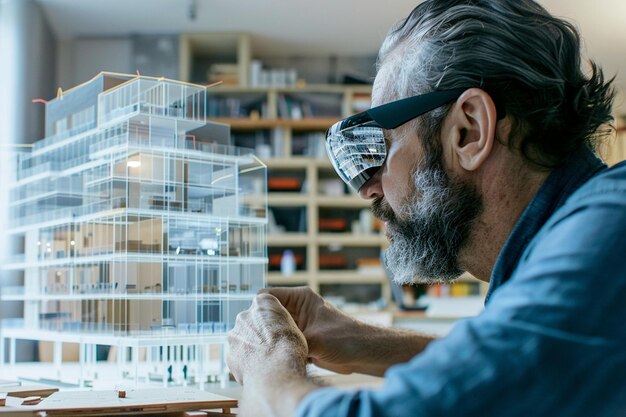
[318,218,348,232]
[356,257,381,268]
[268,177,302,191]
[318,254,347,269]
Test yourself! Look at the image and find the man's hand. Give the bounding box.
[262,286,436,376]
[260,286,371,374]
[227,293,318,417]
[227,293,308,385]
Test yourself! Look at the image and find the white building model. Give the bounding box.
[1,72,267,387]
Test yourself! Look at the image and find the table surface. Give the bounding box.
[0,364,385,415]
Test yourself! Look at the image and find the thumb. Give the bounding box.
[259,287,309,311]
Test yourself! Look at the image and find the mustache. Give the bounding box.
[371,197,397,223]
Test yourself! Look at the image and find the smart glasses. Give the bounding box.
[325,88,467,192]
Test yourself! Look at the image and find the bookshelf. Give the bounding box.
[179,32,489,306]
[202,83,389,300]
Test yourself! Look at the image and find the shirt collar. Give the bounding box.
[485,146,606,304]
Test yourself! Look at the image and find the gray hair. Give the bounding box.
[377,0,615,167]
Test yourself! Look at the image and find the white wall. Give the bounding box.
[57,37,133,89]
[75,38,133,86]
[57,35,180,89]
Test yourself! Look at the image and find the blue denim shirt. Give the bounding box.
[297,147,626,417]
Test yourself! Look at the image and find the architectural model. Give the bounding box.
[0,72,268,387]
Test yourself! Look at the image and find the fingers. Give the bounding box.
[227,293,309,386]
[252,293,293,322]
[232,294,300,346]
[259,286,318,315]
[253,292,280,306]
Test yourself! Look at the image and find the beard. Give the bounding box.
[373,154,483,285]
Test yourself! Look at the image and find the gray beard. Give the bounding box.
[373,160,482,285]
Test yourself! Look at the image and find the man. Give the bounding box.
[227,0,626,416]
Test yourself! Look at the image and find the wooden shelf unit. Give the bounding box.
[201,81,387,298]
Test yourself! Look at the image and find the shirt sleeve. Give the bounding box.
[296,199,626,417]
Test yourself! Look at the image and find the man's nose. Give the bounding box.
[358,168,383,200]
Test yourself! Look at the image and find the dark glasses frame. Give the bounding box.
[327,88,468,137]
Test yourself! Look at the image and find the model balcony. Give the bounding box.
[1,317,236,337]
[31,120,97,154]
[97,78,209,127]
[35,320,236,337]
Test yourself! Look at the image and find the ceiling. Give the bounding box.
[37,0,626,112]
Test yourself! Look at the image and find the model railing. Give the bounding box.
[17,161,56,180]
[5,285,264,297]
[0,318,235,336]
[37,320,235,336]
[32,120,97,152]
[19,128,114,181]
[98,78,208,126]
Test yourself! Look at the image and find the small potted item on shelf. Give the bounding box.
[269,252,303,271]
[280,250,296,276]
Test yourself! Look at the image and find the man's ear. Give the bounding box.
[445,88,497,171]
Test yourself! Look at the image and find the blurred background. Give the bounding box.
[0,0,625,363]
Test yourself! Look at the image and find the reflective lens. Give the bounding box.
[325,124,386,192]
[324,88,469,192]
